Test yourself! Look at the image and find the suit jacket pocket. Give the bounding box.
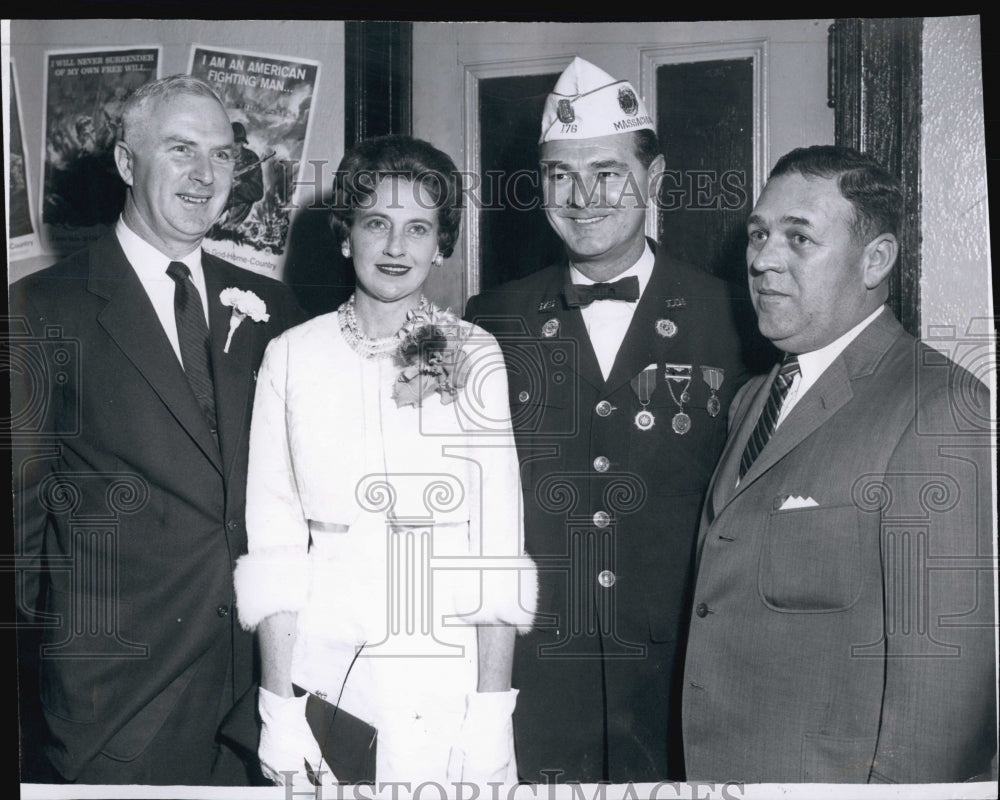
[100,661,199,761]
[801,732,876,782]
[758,504,863,612]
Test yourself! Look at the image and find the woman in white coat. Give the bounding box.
[234,135,536,788]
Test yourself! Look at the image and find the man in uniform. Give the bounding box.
[465,57,751,783]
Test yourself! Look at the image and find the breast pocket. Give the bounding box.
[757,504,864,612]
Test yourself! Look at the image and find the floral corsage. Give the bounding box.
[392,301,470,408]
[220,288,270,353]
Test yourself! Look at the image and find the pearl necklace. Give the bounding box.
[338,294,430,360]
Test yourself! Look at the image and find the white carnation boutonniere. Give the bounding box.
[219,288,270,353]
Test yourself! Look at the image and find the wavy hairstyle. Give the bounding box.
[330,134,464,258]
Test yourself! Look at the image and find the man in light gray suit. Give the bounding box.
[682,145,996,783]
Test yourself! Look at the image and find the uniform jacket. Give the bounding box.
[466,242,751,781]
[682,309,997,783]
[9,232,305,781]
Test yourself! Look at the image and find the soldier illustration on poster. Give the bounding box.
[39,47,159,254]
[217,121,269,230]
[189,45,321,276]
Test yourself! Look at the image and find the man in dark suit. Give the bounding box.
[465,57,751,783]
[682,145,996,782]
[10,75,304,785]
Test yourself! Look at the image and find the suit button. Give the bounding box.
[595,400,613,417]
[597,569,616,588]
[226,520,239,531]
[593,510,610,528]
[695,602,710,618]
[518,390,530,403]
[217,605,230,618]
[593,456,610,472]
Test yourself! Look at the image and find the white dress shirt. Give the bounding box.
[570,243,655,380]
[116,218,210,367]
[776,305,886,428]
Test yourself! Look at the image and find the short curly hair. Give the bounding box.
[330,135,464,258]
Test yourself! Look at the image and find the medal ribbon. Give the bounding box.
[630,366,657,406]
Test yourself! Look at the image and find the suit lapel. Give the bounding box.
[90,234,222,472]
[735,358,854,491]
[712,309,903,513]
[706,373,769,520]
[204,256,256,483]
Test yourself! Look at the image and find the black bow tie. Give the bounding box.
[564,276,641,308]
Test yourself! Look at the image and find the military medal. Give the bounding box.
[635,408,655,431]
[541,318,560,338]
[664,363,693,435]
[630,365,657,431]
[701,366,725,418]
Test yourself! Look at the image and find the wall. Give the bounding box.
[6,18,345,284]
[920,16,993,343]
[6,18,994,343]
[413,19,835,311]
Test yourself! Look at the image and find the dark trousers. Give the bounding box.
[513,633,684,783]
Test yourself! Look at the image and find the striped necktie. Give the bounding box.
[166,261,217,433]
[738,353,800,481]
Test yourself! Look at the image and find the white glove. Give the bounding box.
[447,689,518,784]
[258,687,337,788]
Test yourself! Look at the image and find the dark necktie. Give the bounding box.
[166,261,217,431]
[738,353,800,481]
[564,276,641,308]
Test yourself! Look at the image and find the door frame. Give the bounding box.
[461,55,574,299]
[638,38,770,243]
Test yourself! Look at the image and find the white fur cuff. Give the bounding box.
[233,547,311,631]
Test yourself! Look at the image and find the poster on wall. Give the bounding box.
[40,46,160,255]
[8,59,41,262]
[188,44,321,277]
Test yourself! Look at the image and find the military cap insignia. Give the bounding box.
[618,86,639,116]
[557,99,575,124]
